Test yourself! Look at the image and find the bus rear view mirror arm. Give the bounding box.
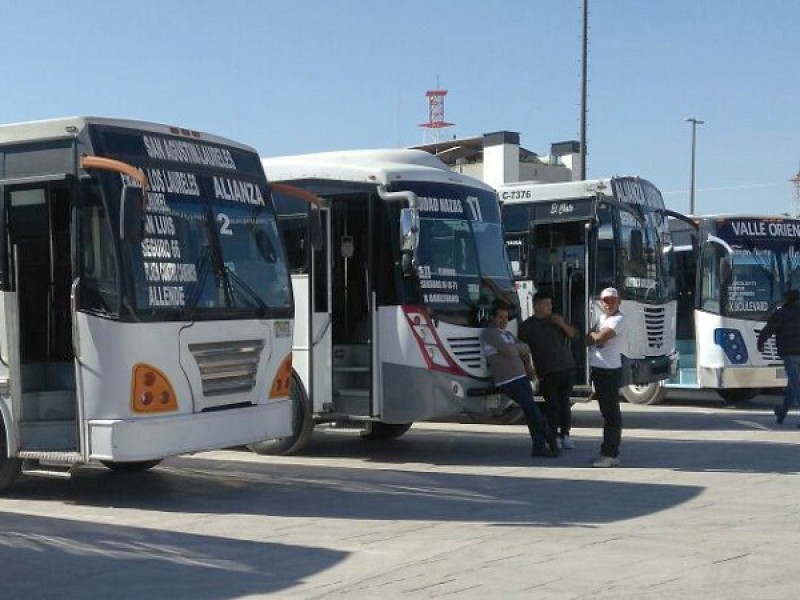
[80,156,147,242]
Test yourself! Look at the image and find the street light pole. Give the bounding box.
[685,117,704,214]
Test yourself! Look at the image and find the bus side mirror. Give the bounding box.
[120,185,144,242]
[399,207,419,276]
[720,256,732,284]
[399,207,419,252]
[629,229,644,263]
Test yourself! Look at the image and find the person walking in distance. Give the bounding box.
[480,301,560,458]
[757,289,800,426]
[585,288,626,467]
[518,291,578,450]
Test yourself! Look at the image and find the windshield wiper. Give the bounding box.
[222,265,270,315]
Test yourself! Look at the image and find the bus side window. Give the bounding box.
[273,192,310,274]
[279,215,308,274]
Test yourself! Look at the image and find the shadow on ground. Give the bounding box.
[0,512,345,600]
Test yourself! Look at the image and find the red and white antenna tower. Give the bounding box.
[419,86,454,144]
[791,165,800,217]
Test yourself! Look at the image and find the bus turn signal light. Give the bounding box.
[132,364,178,413]
[269,354,293,400]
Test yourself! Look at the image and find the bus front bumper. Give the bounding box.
[624,352,679,386]
[87,399,292,462]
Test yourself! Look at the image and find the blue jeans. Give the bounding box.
[779,355,800,417]
[497,377,554,449]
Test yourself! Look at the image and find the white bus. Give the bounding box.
[257,149,518,454]
[666,215,796,401]
[499,177,679,404]
[0,117,294,491]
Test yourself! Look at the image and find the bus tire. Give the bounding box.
[717,388,759,404]
[484,405,525,425]
[248,372,313,456]
[0,417,21,492]
[360,422,413,441]
[101,459,162,472]
[622,383,667,405]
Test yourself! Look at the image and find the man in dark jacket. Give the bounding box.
[757,290,800,426]
[518,291,578,449]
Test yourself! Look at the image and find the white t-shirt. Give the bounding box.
[589,311,625,369]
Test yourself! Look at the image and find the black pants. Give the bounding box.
[590,367,623,458]
[539,369,574,437]
[498,377,555,449]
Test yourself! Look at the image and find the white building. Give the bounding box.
[413,131,581,188]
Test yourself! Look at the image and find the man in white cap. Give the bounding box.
[585,287,625,467]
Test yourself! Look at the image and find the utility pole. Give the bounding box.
[579,0,588,180]
[685,117,704,214]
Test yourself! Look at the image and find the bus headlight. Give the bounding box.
[269,354,293,400]
[713,329,748,364]
[131,364,178,413]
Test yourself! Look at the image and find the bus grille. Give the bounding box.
[754,328,780,362]
[189,339,264,397]
[644,306,666,349]
[447,335,484,370]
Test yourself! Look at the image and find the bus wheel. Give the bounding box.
[101,460,162,472]
[361,422,413,441]
[622,383,667,405]
[484,405,525,426]
[248,373,313,456]
[0,418,21,492]
[717,388,759,404]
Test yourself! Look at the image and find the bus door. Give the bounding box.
[531,217,590,385]
[329,197,372,418]
[307,206,333,415]
[2,180,77,453]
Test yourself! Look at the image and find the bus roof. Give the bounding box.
[0,116,256,152]
[496,177,656,202]
[262,148,495,191]
[688,213,800,222]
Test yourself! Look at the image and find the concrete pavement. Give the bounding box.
[0,394,797,599]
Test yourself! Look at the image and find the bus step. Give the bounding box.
[336,387,370,398]
[21,457,79,479]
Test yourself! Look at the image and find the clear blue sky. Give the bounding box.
[2,1,798,216]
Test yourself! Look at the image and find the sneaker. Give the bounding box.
[546,436,561,457]
[592,455,620,468]
[774,405,787,424]
[532,446,558,458]
[560,435,575,450]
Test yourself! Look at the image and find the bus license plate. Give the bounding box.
[777,367,786,379]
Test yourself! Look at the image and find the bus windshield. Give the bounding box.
[717,219,800,319]
[131,197,291,318]
[613,179,675,305]
[87,125,292,321]
[399,182,515,323]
